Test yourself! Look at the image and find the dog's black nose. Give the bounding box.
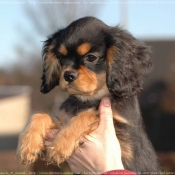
[64,71,78,82]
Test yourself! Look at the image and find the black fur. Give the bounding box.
[60,96,100,116]
[106,27,152,98]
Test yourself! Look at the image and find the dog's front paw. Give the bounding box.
[46,109,99,165]
[17,131,44,165]
[46,133,78,165]
[17,113,58,165]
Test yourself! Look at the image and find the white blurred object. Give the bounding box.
[0,86,32,136]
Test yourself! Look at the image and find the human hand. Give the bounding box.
[44,97,124,174]
[45,129,59,147]
[67,97,124,174]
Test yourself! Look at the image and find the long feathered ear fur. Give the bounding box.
[40,32,61,94]
[106,27,152,98]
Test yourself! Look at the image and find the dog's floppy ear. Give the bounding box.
[106,27,152,98]
[41,33,61,94]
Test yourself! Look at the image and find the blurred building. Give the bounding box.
[0,86,32,171]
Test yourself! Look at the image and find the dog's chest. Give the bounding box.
[58,96,100,120]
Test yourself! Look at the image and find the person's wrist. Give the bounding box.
[115,159,124,170]
[102,160,124,173]
[116,162,124,169]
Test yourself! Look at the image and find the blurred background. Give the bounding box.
[0,0,175,174]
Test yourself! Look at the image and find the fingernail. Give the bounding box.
[103,97,111,107]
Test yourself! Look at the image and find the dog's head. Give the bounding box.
[41,17,151,100]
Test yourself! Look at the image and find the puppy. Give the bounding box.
[17,17,161,173]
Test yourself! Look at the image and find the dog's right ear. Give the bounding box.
[105,27,152,98]
[40,33,61,94]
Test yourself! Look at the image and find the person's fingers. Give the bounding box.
[44,140,52,147]
[46,129,59,139]
[44,129,59,147]
[96,97,114,134]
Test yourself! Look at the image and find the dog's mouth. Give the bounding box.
[62,84,96,96]
[60,82,110,101]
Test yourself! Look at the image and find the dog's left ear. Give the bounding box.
[40,33,61,94]
[106,27,152,98]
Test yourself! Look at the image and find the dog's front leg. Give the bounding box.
[17,113,59,164]
[47,108,99,165]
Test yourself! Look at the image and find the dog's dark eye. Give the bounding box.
[85,54,97,62]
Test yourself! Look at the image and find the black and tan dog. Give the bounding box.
[17,17,161,173]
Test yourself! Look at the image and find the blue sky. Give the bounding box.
[0,0,175,68]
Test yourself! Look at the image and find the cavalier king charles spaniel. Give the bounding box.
[17,17,161,173]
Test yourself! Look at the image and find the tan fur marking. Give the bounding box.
[113,113,130,124]
[77,43,91,55]
[45,44,55,52]
[44,52,61,85]
[59,66,99,95]
[113,113,133,164]
[47,108,99,164]
[57,109,69,125]
[59,66,107,98]
[58,44,68,56]
[120,140,133,165]
[77,66,97,91]
[17,113,59,164]
[107,46,117,65]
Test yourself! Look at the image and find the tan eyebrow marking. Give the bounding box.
[58,44,68,56]
[77,43,91,55]
[106,46,117,65]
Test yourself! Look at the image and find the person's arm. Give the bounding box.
[45,97,136,175]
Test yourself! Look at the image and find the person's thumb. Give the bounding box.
[97,97,114,134]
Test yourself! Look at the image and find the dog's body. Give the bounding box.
[17,17,161,173]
